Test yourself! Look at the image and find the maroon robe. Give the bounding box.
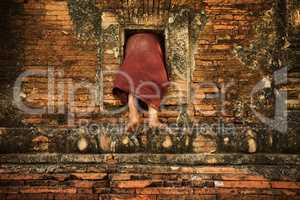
[113,33,169,110]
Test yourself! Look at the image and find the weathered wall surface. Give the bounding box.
[0,0,295,126]
[0,0,24,127]
[0,0,299,153]
[0,0,100,127]
[0,0,300,199]
[0,154,300,200]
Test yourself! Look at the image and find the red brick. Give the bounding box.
[71,173,107,180]
[220,175,266,181]
[214,181,271,189]
[271,182,300,189]
[20,186,76,194]
[136,187,193,195]
[69,180,95,188]
[0,187,19,194]
[110,174,133,181]
[157,195,217,200]
[211,44,232,50]
[109,195,156,200]
[112,180,152,189]
[0,174,44,180]
[213,25,236,30]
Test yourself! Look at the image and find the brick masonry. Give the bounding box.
[0,0,298,153]
[0,0,298,127]
[0,154,299,200]
[0,0,300,199]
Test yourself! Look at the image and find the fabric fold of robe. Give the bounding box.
[113,33,169,110]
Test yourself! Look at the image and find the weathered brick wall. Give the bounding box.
[0,154,300,200]
[0,0,101,127]
[0,0,300,199]
[20,0,98,126]
[286,0,300,138]
[0,0,298,128]
[192,1,268,120]
[0,0,299,145]
[0,0,24,127]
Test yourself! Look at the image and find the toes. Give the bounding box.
[149,122,167,129]
[159,123,167,129]
[126,121,140,132]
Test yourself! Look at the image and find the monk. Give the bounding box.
[113,32,169,130]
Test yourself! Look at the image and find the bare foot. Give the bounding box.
[149,119,167,129]
[148,105,166,129]
[126,114,140,132]
[126,94,140,132]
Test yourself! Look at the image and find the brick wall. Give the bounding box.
[0,154,299,200]
[0,0,298,128]
[192,1,269,120]
[0,0,300,199]
[20,0,98,126]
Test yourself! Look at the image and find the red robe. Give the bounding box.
[113,33,169,110]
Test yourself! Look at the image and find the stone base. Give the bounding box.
[1,126,300,154]
[0,154,299,200]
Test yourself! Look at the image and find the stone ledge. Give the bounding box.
[0,153,299,165]
[1,126,299,154]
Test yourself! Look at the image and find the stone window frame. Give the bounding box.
[67,1,207,120]
[100,21,191,111]
[98,10,206,120]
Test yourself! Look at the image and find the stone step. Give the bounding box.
[0,153,300,165]
[288,72,300,78]
[0,155,299,199]
[0,125,299,154]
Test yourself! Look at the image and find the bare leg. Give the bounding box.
[127,93,140,131]
[148,105,166,128]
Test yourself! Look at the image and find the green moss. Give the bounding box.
[0,89,24,127]
[233,7,278,73]
[67,0,101,41]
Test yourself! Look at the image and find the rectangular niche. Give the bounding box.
[100,11,192,114]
